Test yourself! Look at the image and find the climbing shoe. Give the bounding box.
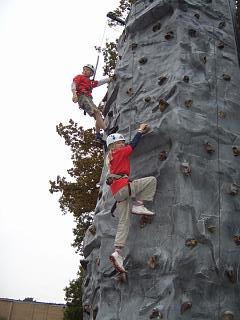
[109,251,126,273]
[132,202,155,216]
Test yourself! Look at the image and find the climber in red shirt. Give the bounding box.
[106,123,157,273]
[71,64,111,141]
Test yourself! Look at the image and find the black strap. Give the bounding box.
[110,183,131,217]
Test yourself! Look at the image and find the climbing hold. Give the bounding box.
[159,99,169,112]
[232,146,240,156]
[152,22,161,32]
[184,99,193,108]
[222,310,234,320]
[89,225,96,235]
[139,215,153,228]
[218,21,226,29]
[83,304,91,315]
[158,76,167,86]
[229,183,238,196]
[80,259,89,271]
[203,141,215,154]
[147,256,158,269]
[131,42,138,50]
[183,75,189,83]
[181,161,191,176]
[225,266,236,283]
[165,31,174,40]
[96,257,100,266]
[218,41,225,49]
[139,57,148,64]
[233,235,240,246]
[219,111,226,118]
[185,238,198,249]
[127,87,134,96]
[194,13,200,19]
[223,74,231,81]
[159,150,167,161]
[108,111,113,117]
[149,308,163,319]
[144,96,151,102]
[207,225,216,233]
[118,55,122,60]
[202,56,207,64]
[180,301,192,314]
[189,29,197,37]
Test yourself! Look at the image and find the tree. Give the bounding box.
[63,267,85,320]
[49,120,103,253]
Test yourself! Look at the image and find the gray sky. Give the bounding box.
[0,0,121,304]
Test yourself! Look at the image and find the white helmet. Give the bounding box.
[106,133,125,148]
[83,64,95,74]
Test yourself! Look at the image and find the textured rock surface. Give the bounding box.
[82,0,240,319]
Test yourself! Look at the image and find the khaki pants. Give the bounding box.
[114,176,157,248]
[77,94,99,117]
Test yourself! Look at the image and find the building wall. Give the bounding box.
[0,299,64,320]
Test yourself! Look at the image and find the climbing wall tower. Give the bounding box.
[82,0,240,319]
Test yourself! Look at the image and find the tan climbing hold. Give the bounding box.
[89,225,96,235]
[222,310,234,320]
[158,76,167,86]
[139,215,153,228]
[203,142,215,154]
[149,308,163,319]
[165,31,174,40]
[139,57,148,64]
[232,146,240,156]
[218,21,226,29]
[185,238,198,249]
[144,96,151,102]
[218,41,225,49]
[127,87,134,96]
[147,256,157,269]
[219,111,226,118]
[229,184,238,196]
[225,267,236,283]
[159,150,167,161]
[181,161,191,176]
[184,99,193,108]
[223,74,231,81]
[189,29,197,37]
[180,301,192,314]
[233,235,240,246]
[207,225,216,233]
[152,22,161,32]
[159,99,169,112]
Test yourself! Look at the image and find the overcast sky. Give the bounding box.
[0,0,121,304]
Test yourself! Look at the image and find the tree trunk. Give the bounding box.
[82,0,240,319]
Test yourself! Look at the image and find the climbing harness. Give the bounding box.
[106,173,128,185]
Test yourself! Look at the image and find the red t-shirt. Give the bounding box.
[73,74,99,97]
[109,145,133,195]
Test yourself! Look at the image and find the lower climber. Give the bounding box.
[106,123,157,273]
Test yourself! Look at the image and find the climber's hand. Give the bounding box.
[138,123,148,132]
[72,94,78,103]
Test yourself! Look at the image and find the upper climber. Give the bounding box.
[71,64,111,142]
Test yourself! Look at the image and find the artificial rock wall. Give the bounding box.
[82,0,240,319]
